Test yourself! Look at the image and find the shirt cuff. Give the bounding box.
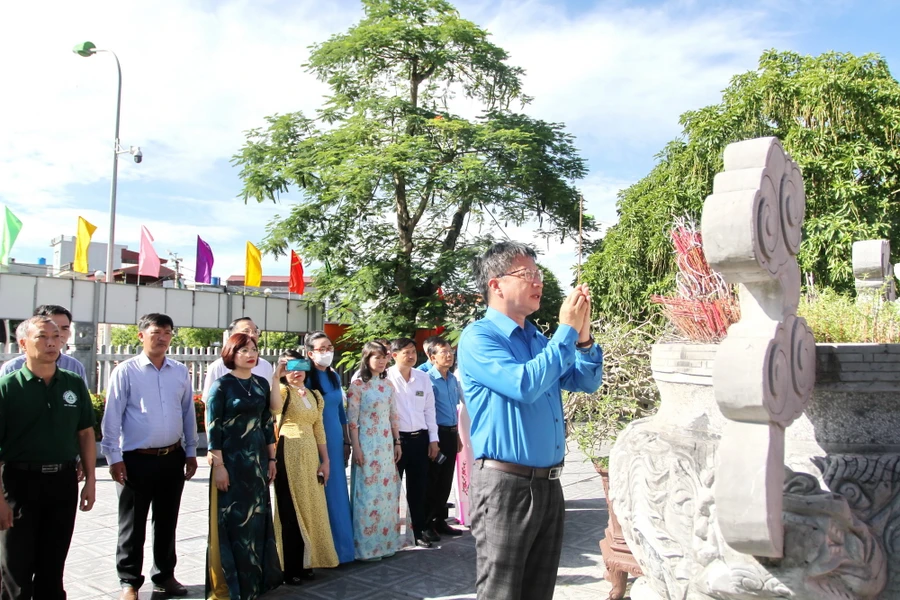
[104,448,123,465]
[553,324,579,345]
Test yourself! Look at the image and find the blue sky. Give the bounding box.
[1,0,898,287]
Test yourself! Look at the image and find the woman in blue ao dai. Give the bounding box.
[303,331,355,563]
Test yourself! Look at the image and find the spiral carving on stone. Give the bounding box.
[702,136,815,558]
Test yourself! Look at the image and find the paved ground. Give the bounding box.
[63,443,615,599]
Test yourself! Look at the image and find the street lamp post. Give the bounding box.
[74,41,141,347]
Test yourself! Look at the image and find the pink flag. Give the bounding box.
[138,226,161,277]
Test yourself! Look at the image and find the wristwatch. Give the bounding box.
[575,336,594,351]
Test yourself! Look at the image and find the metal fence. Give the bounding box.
[1,344,279,394]
[0,344,353,393]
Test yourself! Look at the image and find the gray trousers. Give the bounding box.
[470,462,565,600]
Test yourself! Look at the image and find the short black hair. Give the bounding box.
[227,317,257,334]
[426,337,452,357]
[473,241,537,301]
[390,337,416,354]
[34,304,73,323]
[138,313,174,331]
[422,335,446,357]
[359,341,388,383]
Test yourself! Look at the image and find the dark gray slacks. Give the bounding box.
[470,462,565,600]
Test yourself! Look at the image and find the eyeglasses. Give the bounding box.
[237,347,259,355]
[310,347,334,354]
[435,349,456,356]
[501,269,543,283]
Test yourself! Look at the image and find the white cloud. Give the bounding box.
[1,0,788,289]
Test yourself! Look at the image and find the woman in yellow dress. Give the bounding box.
[271,350,338,585]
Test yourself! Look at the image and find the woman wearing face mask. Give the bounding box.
[303,332,355,564]
[271,349,338,585]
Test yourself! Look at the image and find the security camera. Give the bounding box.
[132,146,143,164]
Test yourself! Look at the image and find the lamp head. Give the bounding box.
[73,41,97,57]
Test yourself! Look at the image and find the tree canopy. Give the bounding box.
[234,0,591,339]
[584,50,900,321]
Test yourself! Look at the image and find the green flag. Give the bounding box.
[0,206,23,265]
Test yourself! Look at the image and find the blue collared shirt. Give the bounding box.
[417,360,432,373]
[1,353,88,385]
[101,352,198,464]
[458,307,603,468]
[427,366,462,427]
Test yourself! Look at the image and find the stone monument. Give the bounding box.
[852,239,896,302]
[609,137,899,600]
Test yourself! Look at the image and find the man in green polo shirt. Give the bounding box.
[0,315,96,600]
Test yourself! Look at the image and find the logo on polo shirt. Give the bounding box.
[63,390,78,405]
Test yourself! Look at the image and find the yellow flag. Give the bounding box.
[74,217,97,273]
[245,241,262,287]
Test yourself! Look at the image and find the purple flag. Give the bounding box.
[196,236,214,283]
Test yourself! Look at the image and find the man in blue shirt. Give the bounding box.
[0,305,88,384]
[424,336,464,540]
[102,314,198,600]
[458,241,603,600]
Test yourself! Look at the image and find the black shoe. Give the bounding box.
[434,520,463,536]
[285,575,304,586]
[422,527,441,543]
[415,532,433,548]
[302,569,315,580]
[152,578,188,597]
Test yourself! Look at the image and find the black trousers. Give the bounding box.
[396,432,429,534]
[0,465,77,600]
[274,438,304,580]
[426,427,459,525]
[116,448,186,588]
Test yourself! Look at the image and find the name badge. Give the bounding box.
[415,390,424,397]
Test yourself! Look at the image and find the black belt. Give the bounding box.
[5,461,76,474]
[438,425,458,433]
[399,430,427,438]
[128,443,181,456]
[478,459,564,481]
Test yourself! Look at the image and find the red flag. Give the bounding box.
[289,250,305,295]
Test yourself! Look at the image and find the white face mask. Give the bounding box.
[312,351,334,368]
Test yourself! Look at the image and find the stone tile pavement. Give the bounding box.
[63,443,616,599]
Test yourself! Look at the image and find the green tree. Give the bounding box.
[258,331,302,350]
[173,328,224,348]
[584,50,900,321]
[530,265,565,334]
[234,0,591,340]
[109,326,224,349]
[110,325,139,348]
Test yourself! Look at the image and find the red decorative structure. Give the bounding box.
[597,466,643,600]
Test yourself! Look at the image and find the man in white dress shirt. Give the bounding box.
[386,337,439,548]
[202,317,273,401]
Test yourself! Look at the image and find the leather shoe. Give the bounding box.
[422,527,441,543]
[152,578,188,597]
[434,520,463,536]
[415,534,433,548]
[119,587,138,600]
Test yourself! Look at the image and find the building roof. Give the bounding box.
[226,275,313,286]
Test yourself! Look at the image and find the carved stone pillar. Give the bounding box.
[608,137,897,600]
